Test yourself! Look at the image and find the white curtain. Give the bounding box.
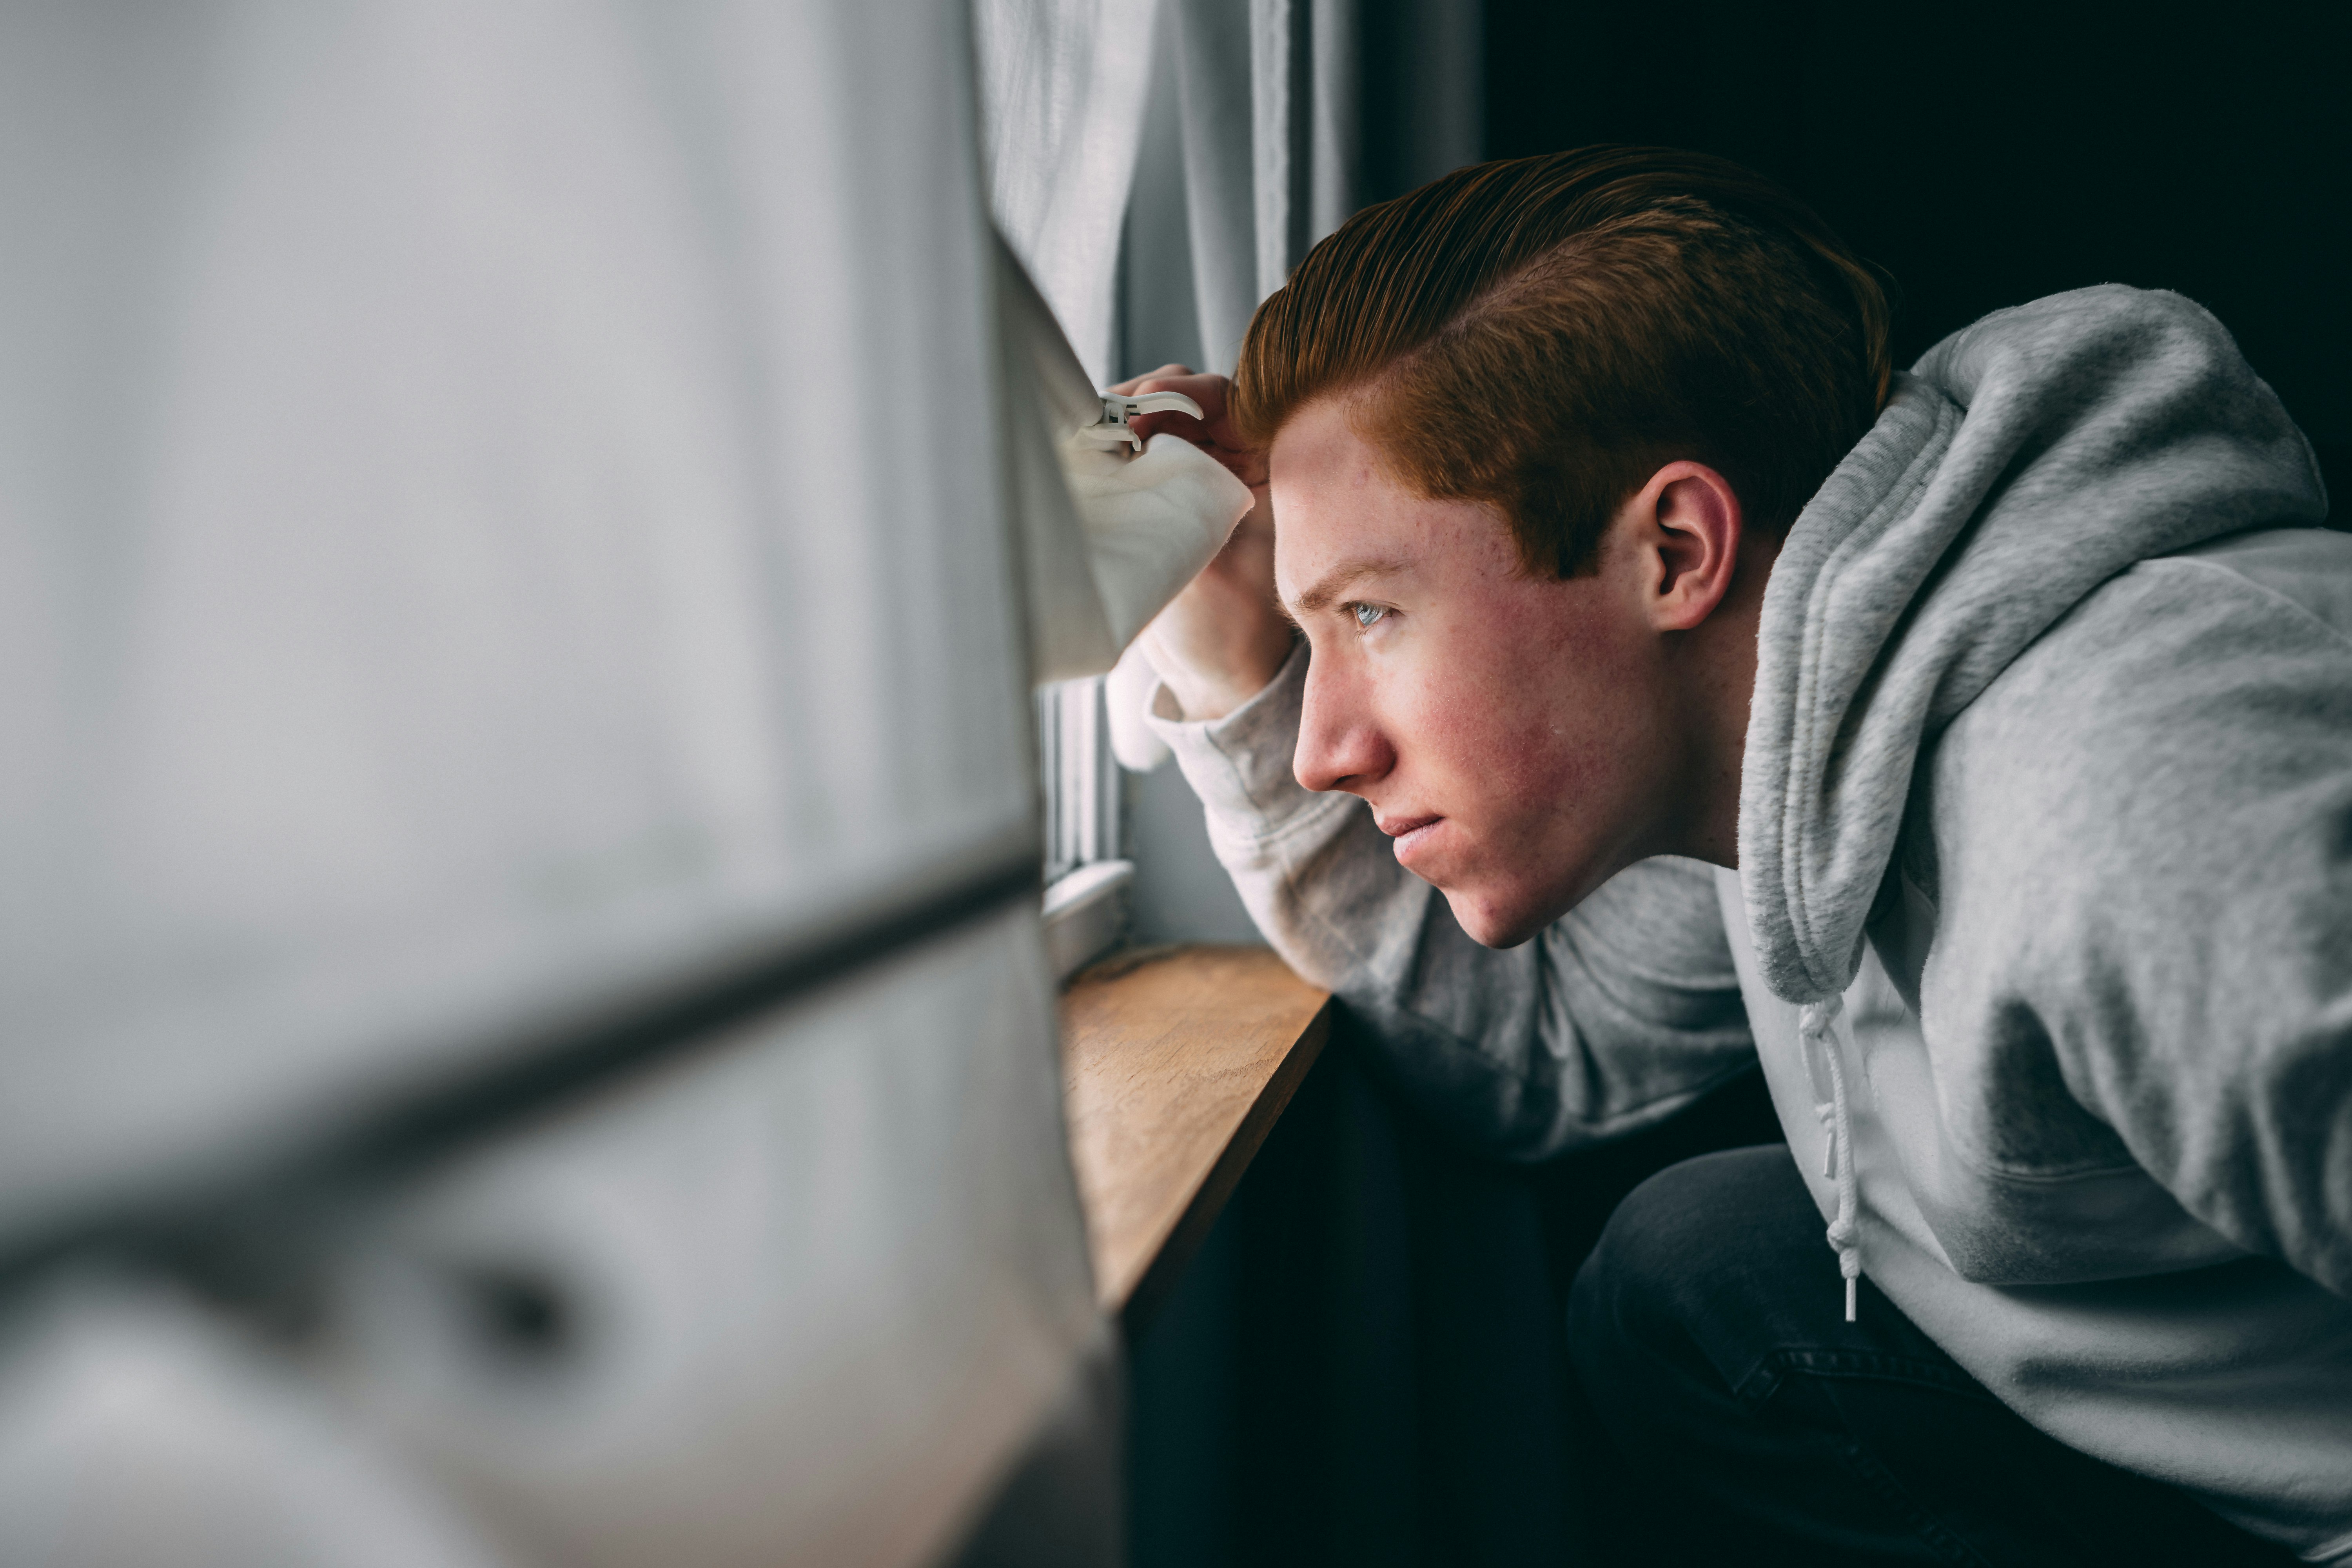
[0,4,1104,1565]
[974,0,1158,387]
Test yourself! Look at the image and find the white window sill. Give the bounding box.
[1042,859,1133,982]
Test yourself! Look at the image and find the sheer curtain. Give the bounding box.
[0,4,1106,1564]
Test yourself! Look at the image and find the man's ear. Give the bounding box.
[1626,461,1743,632]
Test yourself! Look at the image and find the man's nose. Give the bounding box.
[1294,661,1394,795]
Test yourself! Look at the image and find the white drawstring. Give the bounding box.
[1799,995,1863,1322]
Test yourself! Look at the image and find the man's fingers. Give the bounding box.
[1100,368,1267,484]
[1107,362,1197,397]
[1116,369,1255,455]
[1111,366,1216,445]
[1126,407,1209,445]
[1126,414,1267,491]
[1128,372,1230,421]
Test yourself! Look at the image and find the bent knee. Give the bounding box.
[1568,1145,1811,1368]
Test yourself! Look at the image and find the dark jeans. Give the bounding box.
[1565,1146,2300,1567]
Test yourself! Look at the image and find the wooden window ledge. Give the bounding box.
[1059,944,1332,1331]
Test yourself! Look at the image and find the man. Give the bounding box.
[1119,147,2348,1564]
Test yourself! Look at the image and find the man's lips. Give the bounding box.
[1377,814,1443,860]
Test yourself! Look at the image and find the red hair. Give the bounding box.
[1234,147,1892,576]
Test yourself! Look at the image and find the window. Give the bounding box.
[1038,676,1132,977]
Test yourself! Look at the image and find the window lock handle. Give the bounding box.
[1078,390,1205,452]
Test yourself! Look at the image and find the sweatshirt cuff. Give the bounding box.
[1142,641,1335,837]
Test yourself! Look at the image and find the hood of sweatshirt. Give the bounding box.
[1738,285,2330,1005]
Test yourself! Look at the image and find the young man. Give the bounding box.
[1121,148,2348,1564]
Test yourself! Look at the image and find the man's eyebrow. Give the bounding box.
[1285,556,1410,617]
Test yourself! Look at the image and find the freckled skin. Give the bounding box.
[1276,399,1716,948]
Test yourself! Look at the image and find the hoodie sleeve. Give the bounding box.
[1930,532,2352,1299]
[1143,645,1757,1161]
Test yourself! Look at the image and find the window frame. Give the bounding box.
[1038,675,1132,980]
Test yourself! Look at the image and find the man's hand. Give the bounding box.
[1112,365,1294,721]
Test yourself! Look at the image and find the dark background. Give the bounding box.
[1477,0,2350,506]
[1126,9,2348,1566]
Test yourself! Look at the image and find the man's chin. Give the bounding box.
[1439,885,1550,950]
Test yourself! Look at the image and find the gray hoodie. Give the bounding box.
[1146,287,2350,1559]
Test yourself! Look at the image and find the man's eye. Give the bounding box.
[1350,603,1388,629]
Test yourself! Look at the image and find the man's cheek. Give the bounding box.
[1405,657,1571,786]
[1400,683,1522,791]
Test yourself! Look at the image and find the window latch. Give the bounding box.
[1078,390,1204,452]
